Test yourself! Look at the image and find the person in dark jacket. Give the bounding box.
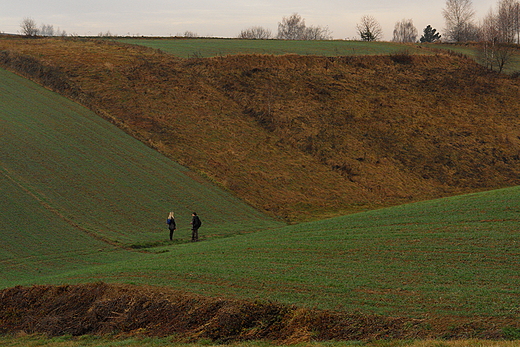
[167,211,176,240]
[190,212,202,242]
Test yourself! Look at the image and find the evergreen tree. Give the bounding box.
[420,25,442,42]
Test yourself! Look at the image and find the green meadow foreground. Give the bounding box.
[1,40,520,343]
[4,183,519,318]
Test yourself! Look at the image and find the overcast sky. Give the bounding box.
[1,0,494,40]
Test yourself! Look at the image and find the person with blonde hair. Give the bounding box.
[167,211,176,240]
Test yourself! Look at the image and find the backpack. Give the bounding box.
[193,216,202,228]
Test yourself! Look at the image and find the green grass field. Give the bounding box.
[15,185,518,319]
[1,49,520,341]
[116,38,428,58]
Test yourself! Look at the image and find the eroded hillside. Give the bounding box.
[1,37,519,222]
[1,283,515,342]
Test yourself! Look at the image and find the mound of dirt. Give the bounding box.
[0,283,516,343]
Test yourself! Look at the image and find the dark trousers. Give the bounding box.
[191,228,199,241]
[169,229,175,240]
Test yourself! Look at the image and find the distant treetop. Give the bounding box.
[420,25,442,42]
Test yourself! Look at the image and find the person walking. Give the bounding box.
[167,211,176,240]
[190,212,202,242]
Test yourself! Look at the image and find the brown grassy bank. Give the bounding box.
[1,283,518,343]
[1,37,519,222]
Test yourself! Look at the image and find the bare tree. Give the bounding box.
[98,30,113,37]
[480,8,500,42]
[40,24,54,36]
[277,13,333,40]
[356,15,383,41]
[480,0,520,43]
[183,31,199,38]
[20,17,39,37]
[238,26,272,39]
[277,13,306,40]
[392,19,418,43]
[303,25,333,40]
[56,28,67,37]
[514,0,520,43]
[442,0,476,42]
[497,0,520,42]
[477,41,516,72]
[477,0,518,72]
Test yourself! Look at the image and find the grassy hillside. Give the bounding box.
[16,185,518,320]
[0,66,282,287]
[1,63,518,320]
[2,185,519,341]
[1,37,519,222]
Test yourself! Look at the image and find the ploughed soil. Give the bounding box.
[1,283,518,343]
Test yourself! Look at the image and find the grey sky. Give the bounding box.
[1,0,494,40]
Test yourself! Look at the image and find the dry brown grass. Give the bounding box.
[1,37,519,222]
[1,283,518,343]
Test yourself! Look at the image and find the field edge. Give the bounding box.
[1,282,520,343]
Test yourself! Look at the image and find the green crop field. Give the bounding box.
[12,185,519,319]
[116,38,429,58]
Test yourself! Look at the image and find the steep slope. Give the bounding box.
[0,66,282,284]
[1,37,519,222]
